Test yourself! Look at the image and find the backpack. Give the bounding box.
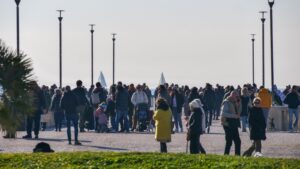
[91,92,100,105]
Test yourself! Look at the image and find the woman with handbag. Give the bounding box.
[187,99,206,154]
[153,98,172,153]
[221,90,241,155]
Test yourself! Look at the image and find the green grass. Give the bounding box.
[0,152,299,169]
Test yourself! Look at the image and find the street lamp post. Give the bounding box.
[89,24,95,86]
[268,0,275,92]
[251,34,256,85]
[15,0,21,56]
[57,10,64,89]
[260,11,267,87]
[112,33,116,85]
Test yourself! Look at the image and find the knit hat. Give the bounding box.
[189,99,203,109]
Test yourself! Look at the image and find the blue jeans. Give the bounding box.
[115,110,129,131]
[288,108,299,130]
[240,116,248,129]
[172,107,183,131]
[110,114,117,130]
[66,113,79,142]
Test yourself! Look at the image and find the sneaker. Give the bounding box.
[180,128,183,133]
[68,141,72,145]
[74,141,82,145]
[242,128,247,132]
[34,135,39,139]
[22,135,32,139]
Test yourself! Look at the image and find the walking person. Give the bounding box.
[284,85,300,132]
[60,86,81,145]
[240,87,252,132]
[243,97,266,156]
[203,83,216,132]
[221,90,241,155]
[131,84,149,131]
[170,87,184,132]
[72,80,89,132]
[153,98,172,153]
[187,99,206,154]
[50,89,64,132]
[23,82,46,139]
[115,82,130,132]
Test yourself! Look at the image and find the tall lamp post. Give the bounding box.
[268,0,275,92]
[15,0,21,56]
[260,11,267,87]
[57,10,64,89]
[89,24,95,86]
[112,33,116,85]
[251,34,256,85]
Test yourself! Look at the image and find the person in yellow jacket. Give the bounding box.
[153,98,172,153]
[257,86,272,125]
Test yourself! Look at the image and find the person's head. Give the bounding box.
[229,90,239,102]
[33,142,54,153]
[292,85,298,92]
[156,98,169,111]
[189,99,202,112]
[65,85,71,92]
[76,80,83,87]
[55,89,62,95]
[241,87,249,96]
[96,82,101,88]
[253,97,261,107]
[136,84,142,91]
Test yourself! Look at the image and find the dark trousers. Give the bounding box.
[205,109,213,127]
[66,113,79,142]
[243,140,262,156]
[54,111,63,131]
[26,113,41,137]
[190,133,206,154]
[160,142,167,153]
[223,126,241,155]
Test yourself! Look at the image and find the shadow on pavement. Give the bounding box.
[84,145,128,151]
[15,137,92,143]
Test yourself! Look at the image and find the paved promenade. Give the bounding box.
[0,120,299,159]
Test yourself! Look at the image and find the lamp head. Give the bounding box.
[15,0,21,5]
[251,34,256,40]
[259,11,267,19]
[112,33,117,40]
[57,10,65,17]
[268,0,274,7]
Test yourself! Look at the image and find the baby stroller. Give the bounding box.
[136,103,148,132]
[94,103,108,133]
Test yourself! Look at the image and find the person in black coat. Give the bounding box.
[187,99,206,154]
[50,89,64,132]
[283,85,300,132]
[243,97,266,156]
[23,82,46,139]
[60,86,81,145]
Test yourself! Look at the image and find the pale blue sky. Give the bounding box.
[1,0,300,88]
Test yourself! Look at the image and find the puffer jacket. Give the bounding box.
[257,88,272,108]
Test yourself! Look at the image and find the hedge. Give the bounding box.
[0,152,299,169]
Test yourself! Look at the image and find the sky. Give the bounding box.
[1,0,300,89]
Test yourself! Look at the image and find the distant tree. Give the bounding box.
[0,39,35,138]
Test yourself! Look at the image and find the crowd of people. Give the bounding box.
[18,80,300,156]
